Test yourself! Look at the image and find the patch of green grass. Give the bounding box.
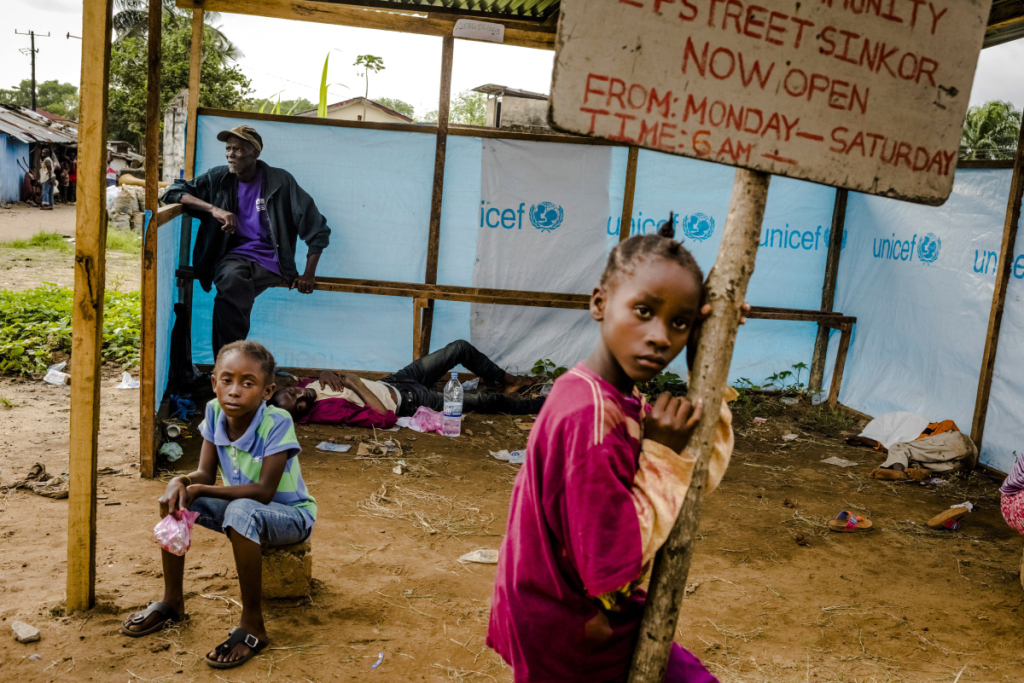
[801,405,860,434]
[0,395,14,408]
[0,283,140,376]
[106,229,142,255]
[0,231,71,252]
[0,229,142,256]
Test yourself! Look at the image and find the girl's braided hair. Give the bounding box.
[600,215,704,289]
[216,340,276,383]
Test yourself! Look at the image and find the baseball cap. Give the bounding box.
[216,125,263,153]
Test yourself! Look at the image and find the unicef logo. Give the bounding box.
[683,213,715,242]
[529,202,564,233]
[917,233,941,264]
[824,227,848,250]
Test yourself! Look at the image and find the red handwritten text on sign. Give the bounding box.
[550,0,991,204]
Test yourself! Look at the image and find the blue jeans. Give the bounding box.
[41,180,54,206]
[191,497,310,546]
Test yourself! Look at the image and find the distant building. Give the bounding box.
[297,97,414,124]
[473,85,550,132]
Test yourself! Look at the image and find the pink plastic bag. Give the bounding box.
[153,509,200,556]
[407,405,444,434]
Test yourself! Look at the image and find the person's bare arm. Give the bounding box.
[291,252,321,294]
[319,370,390,416]
[158,439,219,516]
[179,194,238,233]
[185,452,288,507]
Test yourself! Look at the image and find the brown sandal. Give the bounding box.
[828,510,874,533]
[927,507,968,529]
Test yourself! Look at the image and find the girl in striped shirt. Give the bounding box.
[121,340,315,670]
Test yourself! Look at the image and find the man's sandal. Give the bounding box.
[119,601,189,637]
[927,507,968,529]
[828,510,874,533]
[204,627,271,669]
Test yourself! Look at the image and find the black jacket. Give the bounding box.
[163,161,331,291]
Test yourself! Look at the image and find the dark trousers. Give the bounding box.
[67,181,76,203]
[212,257,283,360]
[382,340,544,417]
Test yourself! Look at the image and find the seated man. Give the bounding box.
[270,340,544,428]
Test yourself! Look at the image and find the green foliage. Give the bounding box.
[638,371,687,399]
[112,0,241,63]
[107,229,142,255]
[318,53,331,118]
[0,232,71,252]
[0,395,14,409]
[801,405,859,434]
[0,284,141,376]
[0,80,80,120]
[1,230,140,255]
[424,90,488,126]
[762,363,808,394]
[531,358,567,380]
[960,100,1022,160]
[376,97,415,119]
[244,95,315,116]
[354,54,385,99]
[108,14,252,149]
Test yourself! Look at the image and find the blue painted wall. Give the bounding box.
[0,134,30,203]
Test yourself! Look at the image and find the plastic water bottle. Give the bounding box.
[443,372,463,437]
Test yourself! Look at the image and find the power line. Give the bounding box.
[14,29,51,111]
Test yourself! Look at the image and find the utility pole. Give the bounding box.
[15,30,51,112]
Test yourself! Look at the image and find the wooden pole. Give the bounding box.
[628,168,770,682]
[417,35,454,360]
[970,120,1024,446]
[809,188,849,393]
[140,0,163,479]
[619,146,639,242]
[827,323,852,407]
[184,4,203,181]
[67,0,114,613]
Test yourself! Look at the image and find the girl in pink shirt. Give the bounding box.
[488,223,735,682]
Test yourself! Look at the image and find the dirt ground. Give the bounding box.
[1,206,1023,683]
[0,203,141,293]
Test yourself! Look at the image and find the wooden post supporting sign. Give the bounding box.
[619,146,639,243]
[67,0,114,613]
[971,118,1024,446]
[417,35,454,360]
[548,1,992,678]
[185,4,204,182]
[630,168,769,679]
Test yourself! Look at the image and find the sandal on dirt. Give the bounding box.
[906,467,931,481]
[119,601,188,637]
[204,627,270,669]
[927,507,968,529]
[828,510,874,533]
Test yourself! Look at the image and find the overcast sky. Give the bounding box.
[4,0,1024,119]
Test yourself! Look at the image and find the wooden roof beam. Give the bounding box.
[985,0,1024,48]
[174,0,556,49]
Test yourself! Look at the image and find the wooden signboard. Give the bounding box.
[551,0,993,205]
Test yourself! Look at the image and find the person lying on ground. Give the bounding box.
[269,340,544,428]
[487,221,745,683]
[163,125,331,360]
[999,453,1024,535]
[845,412,977,480]
[120,340,316,671]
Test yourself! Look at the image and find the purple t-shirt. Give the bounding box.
[226,171,280,275]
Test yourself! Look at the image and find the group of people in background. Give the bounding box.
[22,146,77,210]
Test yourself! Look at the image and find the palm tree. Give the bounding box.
[960,100,1022,160]
[112,0,243,64]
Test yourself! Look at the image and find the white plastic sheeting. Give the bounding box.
[171,115,1024,471]
[824,169,1015,472]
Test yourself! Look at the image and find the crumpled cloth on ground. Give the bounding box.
[1,462,69,499]
[881,431,978,472]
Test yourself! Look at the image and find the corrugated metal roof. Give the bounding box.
[0,106,78,145]
[323,0,560,23]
